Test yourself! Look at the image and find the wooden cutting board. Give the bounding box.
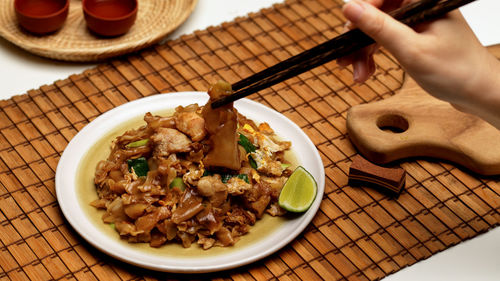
[347,45,500,175]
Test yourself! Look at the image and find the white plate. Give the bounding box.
[55,92,325,273]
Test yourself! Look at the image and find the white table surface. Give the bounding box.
[1,0,499,280]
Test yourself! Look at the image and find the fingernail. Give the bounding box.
[343,1,365,23]
[353,65,360,82]
[343,21,353,32]
[353,60,364,83]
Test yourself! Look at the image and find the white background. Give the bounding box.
[1,0,499,280]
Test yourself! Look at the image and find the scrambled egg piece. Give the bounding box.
[242,123,290,177]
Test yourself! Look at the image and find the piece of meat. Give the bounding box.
[266,202,287,216]
[175,111,207,141]
[250,194,271,218]
[197,236,216,250]
[196,175,228,207]
[196,175,226,197]
[260,176,288,199]
[183,165,204,186]
[226,177,252,195]
[226,207,256,226]
[151,128,192,156]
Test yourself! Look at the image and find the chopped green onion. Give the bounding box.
[238,133,256,153]
[127,157,149,177]
[238,134,258,168]
[221,174,233,183]
[248,155,258,169]
[169,177,186,191]
[126,139,149,148]
[221,173,250,184]
[203,171,250,184]
[236,174,249,183]
[281,163,291,169]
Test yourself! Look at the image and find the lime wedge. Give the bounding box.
[278,166,317,213]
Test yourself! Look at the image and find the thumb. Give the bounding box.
[342,0,416,56]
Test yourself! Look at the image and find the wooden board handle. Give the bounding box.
[347,45,500,175]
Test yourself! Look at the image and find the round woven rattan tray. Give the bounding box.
[0,0,197,61]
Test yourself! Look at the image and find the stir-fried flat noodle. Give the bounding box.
[91,81,292,249]
[202,81,241,170]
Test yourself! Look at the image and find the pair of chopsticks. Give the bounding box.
[211,0,477,108]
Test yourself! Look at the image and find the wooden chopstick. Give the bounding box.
[211,0,477,108]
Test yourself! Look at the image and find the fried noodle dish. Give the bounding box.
[91,81,293,249]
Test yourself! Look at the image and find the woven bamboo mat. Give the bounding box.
[0,0,499,280]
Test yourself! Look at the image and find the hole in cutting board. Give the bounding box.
[376,114,409,133]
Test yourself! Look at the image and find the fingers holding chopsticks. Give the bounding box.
[337,0,500,128]
[338,0,418,82]
[337,44,377,82]
[214,0,482,110]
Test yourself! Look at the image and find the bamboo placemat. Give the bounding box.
[1,0,499,280]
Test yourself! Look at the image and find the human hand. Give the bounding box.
[338,0,409,82]
[339,0,500,128]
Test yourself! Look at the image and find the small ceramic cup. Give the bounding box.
[82,0,138,37]
[14,0,69,35]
